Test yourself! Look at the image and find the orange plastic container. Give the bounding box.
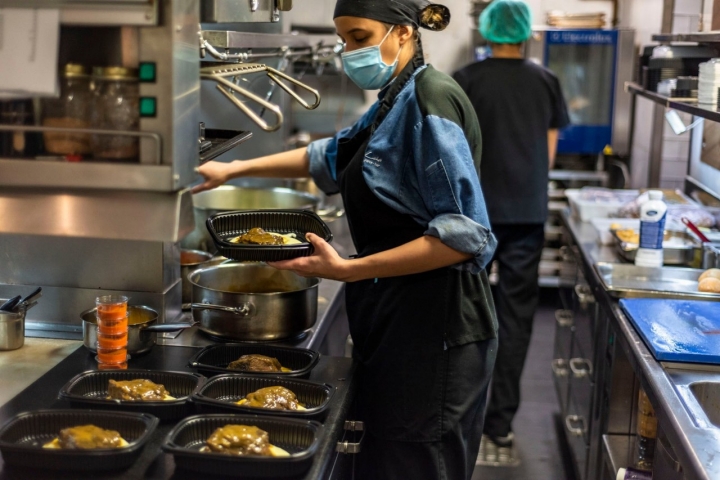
[97,331,128,350]
[97,315,128,335]
[97,346,127,364]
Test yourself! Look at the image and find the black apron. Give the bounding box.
[336,54,490,444]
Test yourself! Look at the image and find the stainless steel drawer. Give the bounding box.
[569,339,594,445]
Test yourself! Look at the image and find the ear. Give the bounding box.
[395,24,414,46]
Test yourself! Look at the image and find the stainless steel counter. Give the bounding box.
[0,338,82,407]
[562,210,720,480]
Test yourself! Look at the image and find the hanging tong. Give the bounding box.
[200,63,321,132]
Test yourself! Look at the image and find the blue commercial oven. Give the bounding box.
[525,29,635,156]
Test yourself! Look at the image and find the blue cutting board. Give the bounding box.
[620,298,720,364]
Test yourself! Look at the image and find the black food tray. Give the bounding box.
[199,129,253,164]
[188,344,320,379]
[206,210,333,262]
[162,414,322,478]
[0,409,158,471]
[191,374,335,419]
[58,370,206,421]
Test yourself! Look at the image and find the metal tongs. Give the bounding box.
[200,63,321,132]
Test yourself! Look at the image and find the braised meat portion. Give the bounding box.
[227,354,285,372]
[240,386,302,411]
[232,228,285,246]
[200,425,272,456]
[54,425,124,449]
[107,378,170,401]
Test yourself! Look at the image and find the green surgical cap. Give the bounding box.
[479,0,532,44]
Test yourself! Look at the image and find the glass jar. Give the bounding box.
[41,64,92,157]
[91,66,139,161]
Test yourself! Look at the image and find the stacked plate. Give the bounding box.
[698,59,720,105]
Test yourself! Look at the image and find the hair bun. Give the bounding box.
[420,4,451,31]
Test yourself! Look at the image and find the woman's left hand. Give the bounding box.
[268,233,352,281]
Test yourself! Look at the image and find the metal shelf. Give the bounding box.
[202,31,340,50]
[652,32,720,43]
[626,82,720,123]
[199,129,253,164]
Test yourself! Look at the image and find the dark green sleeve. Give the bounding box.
[416,66,483,170]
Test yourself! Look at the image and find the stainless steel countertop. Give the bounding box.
[562,210,720,480]
[0,338,82,407]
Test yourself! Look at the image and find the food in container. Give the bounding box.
[228,354,291,373]
[566,188,639,222]
[107,379,176,401]
[229,227,305,245]
[236,386,306,411]
[199,425,289,457]
[42,424,128,449]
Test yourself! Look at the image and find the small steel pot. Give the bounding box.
[181,249,215,306]
[190,263,319,341]
[0,304,26,351]
[81,305,195,355]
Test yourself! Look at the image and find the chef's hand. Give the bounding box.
[269,233,351,281]
[192,161,235,194]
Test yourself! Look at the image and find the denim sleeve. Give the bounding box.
[307,103,380,196]
[415,115,497,273]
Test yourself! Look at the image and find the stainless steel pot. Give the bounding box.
[180,249,215,306]
[189,263,319,341]
[0,304,26,351]
[81,305,196,355]
[184,186,320,252]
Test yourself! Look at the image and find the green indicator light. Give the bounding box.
[139,62,156,82]
[139,97,157,117]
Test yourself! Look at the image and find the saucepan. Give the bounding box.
[189,263,319,341]
[81,306,196,355]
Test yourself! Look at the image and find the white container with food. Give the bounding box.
[566,188,639,222]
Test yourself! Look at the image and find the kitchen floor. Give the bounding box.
[472,290,575,480]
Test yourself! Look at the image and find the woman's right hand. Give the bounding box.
[192,161,236,194]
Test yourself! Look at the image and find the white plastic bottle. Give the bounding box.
[635,190,667,268]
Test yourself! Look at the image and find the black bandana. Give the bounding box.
[333,0,450,31]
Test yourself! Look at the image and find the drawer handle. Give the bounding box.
[555,309,574,327]
[569,358,593,378]
[565,415,586,436]
[559,245,574,262]
[574,284,596,305]
[336,420,365,454]
[552,359,569,377]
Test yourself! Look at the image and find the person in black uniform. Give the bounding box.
[194,1,498,478]
[453,0,570,466]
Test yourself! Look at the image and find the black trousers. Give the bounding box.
[483,223,545,439]
[356,338,498,480]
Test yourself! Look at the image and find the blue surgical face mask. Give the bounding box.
[341,26,403,90]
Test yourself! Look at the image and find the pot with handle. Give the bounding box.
[189,262,319,341]
[81,305,196,355]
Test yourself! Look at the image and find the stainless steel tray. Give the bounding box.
[611,230,702,267]
[594,262,720,301]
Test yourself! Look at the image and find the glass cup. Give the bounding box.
[96,295,128,321]
[96,295,129,369]
[97,331,128,350]
[97,346,128,364]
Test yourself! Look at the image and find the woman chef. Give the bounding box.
[194,1,498,478]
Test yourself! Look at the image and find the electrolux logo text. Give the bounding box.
[549,31,614,44]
